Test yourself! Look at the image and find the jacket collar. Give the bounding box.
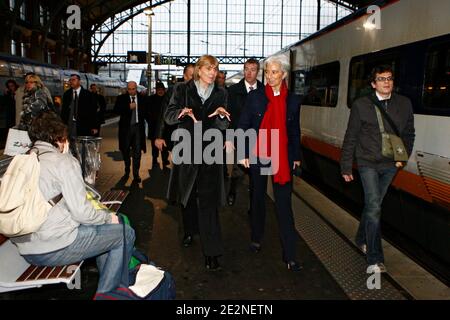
[32,141,61,153]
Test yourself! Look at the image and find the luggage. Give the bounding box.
[93,263,176,300]
[93,214,176,300]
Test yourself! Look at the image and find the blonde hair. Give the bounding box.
[25,74,44,89]
[194,55,219,81]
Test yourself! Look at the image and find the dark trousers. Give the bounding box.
[250,166,298,262]
[151,141,170,166]
[357,166,398,265]
[120,124,142,177]
[182,169,223,257]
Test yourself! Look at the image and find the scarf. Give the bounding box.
[253,81,290,185]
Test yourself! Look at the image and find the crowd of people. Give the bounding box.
[0,54,415,295]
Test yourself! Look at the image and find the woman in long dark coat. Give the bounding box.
[165,55,230,270]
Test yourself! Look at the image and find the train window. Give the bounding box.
[348,52,400,108]
[23,64,34,75]
[293,61,340,108]
[0,60,10,76]
[10,63,23,78]
[423,42,450,111]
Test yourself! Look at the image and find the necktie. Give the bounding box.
[131,96,137,125]
[73,91,78,120]
[249,86,254,91]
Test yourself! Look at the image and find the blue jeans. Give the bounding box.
[356,166,398,265]
[23,223,135,293]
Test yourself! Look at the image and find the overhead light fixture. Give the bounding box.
[144,7,154,16]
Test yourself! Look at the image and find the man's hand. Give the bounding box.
[239,158,250,168]
[224,140,235,153]
[155,139,166,151]
[293,161,301,169]
[129,102,137,110]
[91,128,98,135]
[395,162,404,168]
[208,106,231,122]
[342,174,354,182]
[178,107,198,123]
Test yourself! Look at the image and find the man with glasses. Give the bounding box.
[340,65,415,273]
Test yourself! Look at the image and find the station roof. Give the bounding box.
[65,0,378,29]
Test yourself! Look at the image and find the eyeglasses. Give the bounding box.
[375,76,394,82]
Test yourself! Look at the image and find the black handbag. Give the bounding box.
[369,95,409,162]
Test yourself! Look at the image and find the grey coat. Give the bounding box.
[11,141,112,255]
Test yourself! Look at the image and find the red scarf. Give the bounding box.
[253,81,290,185]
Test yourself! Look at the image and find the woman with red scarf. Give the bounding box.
[238,54,302,271]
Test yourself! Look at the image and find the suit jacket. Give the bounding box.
[61,87,97,136]
[228,79,264,129]
[113,93,147,153]
[164,80,229,207]
[238,85,302,170]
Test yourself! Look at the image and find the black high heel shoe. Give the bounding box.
[286,260,302,272]
[205,256,221,271]
[249,242,261,253]
[182,234,193,247]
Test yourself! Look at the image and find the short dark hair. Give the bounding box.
[370,65,394,83]
[5,79,18,89]
[90,83,97,88]
[25,72,35,77]
[70,74,81,80]
[29,111,68,148]
[244,58,260,71]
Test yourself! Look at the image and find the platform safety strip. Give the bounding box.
[290,192,408,300]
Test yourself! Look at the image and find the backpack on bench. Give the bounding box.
[0,149,62,237]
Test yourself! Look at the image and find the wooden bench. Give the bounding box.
[0,189,129,293]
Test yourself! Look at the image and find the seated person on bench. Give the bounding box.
[10,111,135,294]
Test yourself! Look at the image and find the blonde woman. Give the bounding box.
[18,74,52,131]
[165,55,230,270]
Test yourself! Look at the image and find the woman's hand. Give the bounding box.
[224,140,235,153]
[395,162,404,168]
[208,106,231,122]
[178,107,198,123]
[239,158,250,168]
[155,139,166,151]
[110,213,119,224]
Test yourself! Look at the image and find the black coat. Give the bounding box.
[146,93,166,140]
[113,93,148,153]
[164,80,229,207]
[238,85,302,170]
[93,93,106,128]
[155,86,177,145]
[340,92,415,174]
[228,79,264,129]
[61,88,97,136]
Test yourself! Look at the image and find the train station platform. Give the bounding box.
[1,121,449,301]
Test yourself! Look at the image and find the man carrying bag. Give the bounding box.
[340,65,415,273]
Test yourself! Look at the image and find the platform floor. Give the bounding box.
[1,122,434,300]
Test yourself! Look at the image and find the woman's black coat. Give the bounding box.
[164,80,229,207]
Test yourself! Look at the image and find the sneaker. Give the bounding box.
[367,263,387,273]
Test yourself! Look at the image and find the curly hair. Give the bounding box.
[28,111,68,148]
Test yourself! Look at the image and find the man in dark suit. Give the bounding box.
[89,83,107,137]
[61,74,98,141]
[146,81,168,169]
[226,58,263,206]
[114,81,147,182]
